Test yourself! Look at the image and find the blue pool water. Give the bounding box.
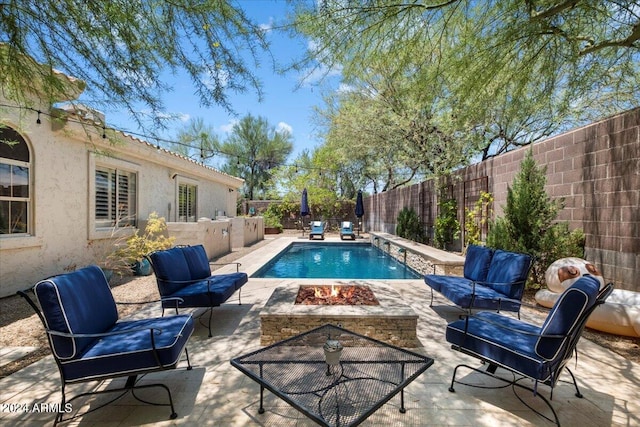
[251,242,421,279]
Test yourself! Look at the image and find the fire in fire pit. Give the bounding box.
[295,285,379,306]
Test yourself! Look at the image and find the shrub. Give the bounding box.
[396,207,425,243]
[464,191,493,248]
[486,149,585,288]
[434,197,460,249]
[112,212,175,264]
[262,208,283,231]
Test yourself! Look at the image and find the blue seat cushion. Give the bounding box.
[536,275,599,360]
[424,274,463,293]
[446,311,552,380]
[181,245,212,280]
[61,314,194,382]
[162,273,247,308]
[225,271,249,290]
[35,265,118,360]
[149,248,192,296]
[463,245,493,282]
[484,250,532,299]
[439,278,521,312]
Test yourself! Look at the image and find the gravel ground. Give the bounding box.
[1,232,638,379]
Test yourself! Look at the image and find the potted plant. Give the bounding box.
[113,212,175,275]
[263,210,283,234]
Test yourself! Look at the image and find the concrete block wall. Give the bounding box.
[363,108,639,291]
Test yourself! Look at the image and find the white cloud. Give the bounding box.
[276,121,293,135]
[298,40,343,87]
[260,17,275,32]
[220,119,238,133]
[336,83,355,94]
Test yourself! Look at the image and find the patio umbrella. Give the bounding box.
[355,190,365,236]
[300,188,310,235]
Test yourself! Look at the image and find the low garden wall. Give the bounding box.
[369,232,465,276]
[168,216,264,259]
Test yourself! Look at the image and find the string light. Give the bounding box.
[1,102,342,177]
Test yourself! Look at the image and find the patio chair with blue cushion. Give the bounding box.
[339,221,355,240]
[445,275,613,426]
[147,244,248,337]
[18,265,194,425]
[425,245,533,317]
[309,221,325,240]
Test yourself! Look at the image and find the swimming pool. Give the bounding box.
[251,242,421,279]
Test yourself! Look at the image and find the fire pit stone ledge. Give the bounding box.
[260,282,419,347]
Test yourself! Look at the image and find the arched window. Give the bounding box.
[0,126,31,235]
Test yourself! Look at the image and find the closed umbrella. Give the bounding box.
[300,188,310,235]
[355,190,365,236]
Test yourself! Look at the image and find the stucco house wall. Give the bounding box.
[0,91,244,297]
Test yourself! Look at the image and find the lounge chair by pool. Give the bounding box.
[340,221,355,240]
[309,221,325,240]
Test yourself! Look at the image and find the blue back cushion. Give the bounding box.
[535,275,600,360]
[182,245,211,280]
[463,245,493,282]
[485,250,532,299]
[34,265,118,360]
[148,247,192,295]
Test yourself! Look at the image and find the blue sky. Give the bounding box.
[102,0,337,164]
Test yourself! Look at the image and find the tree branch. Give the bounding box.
[529,0,581,20]
[580,21,640,54]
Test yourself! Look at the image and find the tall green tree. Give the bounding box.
[173,118,220,164]
[220,114,293,200]
[487,149,585,287]
[291,0,639,159]
[0,1,268,128]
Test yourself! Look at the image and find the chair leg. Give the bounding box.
[207,307,213,338]
[184,347,193,370]
[448,363,562,426]
[429,287,434,307]
[54,384,68,426]
[55,375,179,424]
[564,367,583,398]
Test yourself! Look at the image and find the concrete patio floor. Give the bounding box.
[1,236,638,426]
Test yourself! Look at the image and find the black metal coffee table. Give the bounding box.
[231,324,434,427]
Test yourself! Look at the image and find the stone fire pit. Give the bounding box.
[260,281,419,347]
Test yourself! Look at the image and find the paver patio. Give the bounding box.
[1,236,638,426]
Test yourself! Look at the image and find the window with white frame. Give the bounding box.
[95,166,137,228]
[178,182,197,222]
[0,127,31,235]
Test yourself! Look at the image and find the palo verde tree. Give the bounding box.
[219,114,293,200]
[173,118,221,164]
[0,1,268,129]
[290,0,639,159]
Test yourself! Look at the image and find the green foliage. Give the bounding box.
[219,114,293,200]
[292,1,639,162]
[262,203,283,230]
[396,207,424,243]
[434,198,460,249]
[1,1,268,128]
[173,118,220,163]
[486,150,585,288]
[112,212,175,264]
[464,192,494,248]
